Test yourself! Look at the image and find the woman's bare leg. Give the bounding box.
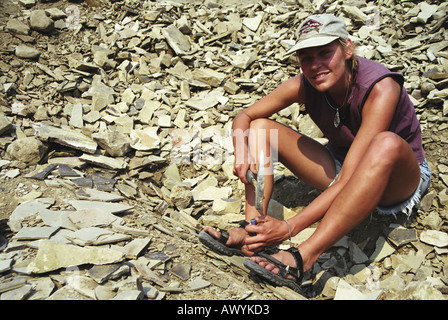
[252,132,421,274]
[244,118,336,219]
[203,118,336,253]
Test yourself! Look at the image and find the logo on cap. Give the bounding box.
[299,19,322,36]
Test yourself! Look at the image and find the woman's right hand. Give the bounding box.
[233,153,256,185]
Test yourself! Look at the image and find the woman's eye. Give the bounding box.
[300,56,311,63]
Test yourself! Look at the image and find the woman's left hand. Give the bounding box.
[243,216,290,253]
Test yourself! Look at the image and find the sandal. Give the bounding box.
[198,221,249,257]
[243,247,304,292]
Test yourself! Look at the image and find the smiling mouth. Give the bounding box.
[313,72,330,80]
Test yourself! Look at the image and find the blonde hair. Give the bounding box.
[338,38,358,72]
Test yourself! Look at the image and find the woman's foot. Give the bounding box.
[244,247,304,292]
[199,225,255,256]
[250,250,298,279]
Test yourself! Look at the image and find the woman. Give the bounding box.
[198,14,431,291]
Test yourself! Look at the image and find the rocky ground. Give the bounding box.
[0,0,447,301]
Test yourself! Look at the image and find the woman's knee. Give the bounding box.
[368,132,409,167]
[249,118,275,131]
[247,119,279,147]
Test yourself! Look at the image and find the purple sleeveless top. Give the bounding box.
[302,56,425,164]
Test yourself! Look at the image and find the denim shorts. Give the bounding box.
[328,150,432,217]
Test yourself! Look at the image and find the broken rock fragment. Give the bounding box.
[130,127,160,151]
[27,241,125,274]
[32,123,97,154]
[162,24,191,56]
[29,10,54,33]
[6,137,47,164]
[92,129,131,157]
[15,45,41,60]
[6,18,30,35]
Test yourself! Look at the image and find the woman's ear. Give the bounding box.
[344,38,355,60]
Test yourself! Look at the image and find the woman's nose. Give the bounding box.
[310,56,322,70]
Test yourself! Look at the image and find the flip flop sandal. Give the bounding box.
[243,247,304,292]
[198,221,250,257]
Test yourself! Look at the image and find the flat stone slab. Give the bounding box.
[420,230,448,247]
[79,153,127,170]
[0,259,13,273]
[68,200,133,214]
[68,208,122,228]
[88,263,122,284]
[39,209,78,231]
[387,227,418,247]
[8,199,52,232]
[13,226,59,241]
[77,188,124,202]
[162,24,191,55]
[65,227,131,246]
[120,238,152,259]
[32,123,97,154]
[185,276,210,291]
[27,241,125,274]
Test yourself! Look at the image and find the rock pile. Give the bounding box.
[0,0,447,300]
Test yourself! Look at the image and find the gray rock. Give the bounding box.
[68,208,121,228]
[39,209,77,231]
[94,285,117,300]
[8,199,52,232]
[79,153,127,170]
[29,10,54,33]
[27,241,125,274]
[420,230,448,247]
[420,211,443,230]
[130,127,160,151]
[1,0,448,302]
[185,276,210,291]
[28,277,56,300]
[387,227,418,247]
[65,227,130,246]
[417,2,439,23]
[15,45,41,60]
[112,290,143,300]
[32,123,97,154]
[0,284,33,300]
[170,263,191,281]
[68,200,133,214]
[6,18,30,35]
[13,226,59,241]
[76,188,124,202]
[0,277,27,294]
[89,83,116,112]
[88,264,122,284]
[170,184,192,210]
[6,137,47,164]
[120,238,151,259]
[69,103,83,128]
[230,50,258,69]
[162,24,191,56]
[348,241,369,264]
[0,259,13,274]
[92,129,131,157]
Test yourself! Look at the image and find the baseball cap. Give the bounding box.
[286,14,349,55]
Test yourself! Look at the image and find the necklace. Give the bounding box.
[325,72,351,128]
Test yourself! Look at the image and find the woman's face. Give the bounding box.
[298,40,352,94]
